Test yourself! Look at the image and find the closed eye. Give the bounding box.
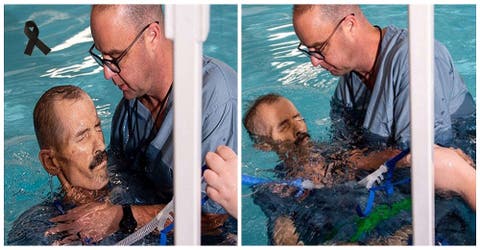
[95,120,102,132]
[278,119,289,132]
[75,128,88,142]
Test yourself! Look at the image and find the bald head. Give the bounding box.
[243,93,284,142]
[293,4,361,25]
[91,5,164,31]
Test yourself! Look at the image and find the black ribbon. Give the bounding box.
[24,20,51,56]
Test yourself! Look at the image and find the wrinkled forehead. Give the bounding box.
[52,95,96,136]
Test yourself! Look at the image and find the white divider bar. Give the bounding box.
[408,4,435,245]
[165,5,210,245]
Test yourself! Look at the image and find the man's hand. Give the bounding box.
[45,201,122,245]
[204,145,238,219]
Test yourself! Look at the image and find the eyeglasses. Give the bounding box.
[297,13,354,61]
[89,21,159,74]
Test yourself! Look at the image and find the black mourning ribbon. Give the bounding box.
[24,20,51,56]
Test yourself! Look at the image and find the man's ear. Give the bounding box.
[254,142,272,151]
[39,149,60,176]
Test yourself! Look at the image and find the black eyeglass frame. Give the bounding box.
[89,21,159,74]
[297,13,354,60]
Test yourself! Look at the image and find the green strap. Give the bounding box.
[350,198,412,242]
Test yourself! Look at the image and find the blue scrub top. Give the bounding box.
[331,25,474,149]
[108,56,237,214]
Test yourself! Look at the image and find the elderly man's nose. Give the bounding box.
[94,133,105,152]
[295,130,302,137]
[294,125,305,136]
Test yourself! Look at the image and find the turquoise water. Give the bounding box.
[241,5,476,245]
[3,4,237,242]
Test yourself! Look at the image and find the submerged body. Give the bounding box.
[7,195,163,245]
[251,167,475,245]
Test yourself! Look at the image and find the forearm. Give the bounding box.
[437,156,476,211]
[348,148,407,170]
[131,205,229,232]
[433,146,476,211]
[131,204,167,228]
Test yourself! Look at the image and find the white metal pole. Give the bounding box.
[165,5,210,245]
[408,4,435,245]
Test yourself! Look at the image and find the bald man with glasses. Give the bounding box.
[46,5,237,245]
[293,5,475,211]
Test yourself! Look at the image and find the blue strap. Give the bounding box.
[356,149,410,217]
[385,148,410,179]
[385,148,410,169]
[242,174,271,185]
[356,178,411,217]
[159,222,174,245]
[289,179,306,198]
[242,175,306,197]
[356,189,376,217]
[242,174,304,189]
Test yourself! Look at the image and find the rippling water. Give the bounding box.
[4,4,237,241]
[241,4,475,245]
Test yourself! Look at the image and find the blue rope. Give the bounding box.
[356,148,410,217]
[159,222,174,245]
[242,174,306,197]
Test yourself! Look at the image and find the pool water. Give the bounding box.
[3,4,237,243]
[241,5,475,245]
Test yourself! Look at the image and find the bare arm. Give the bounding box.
[353,145,475,211]
[347,148,410,171]
[131,204,167,228]
[433,146,476,211]
[45,202,168,244]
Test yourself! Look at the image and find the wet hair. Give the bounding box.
[293,4,361,24]
[92,4,164,31]
[33,85,87,149]
[243,93,284,143]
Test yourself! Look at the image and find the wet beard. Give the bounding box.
[273,140,331,186]
[262,136,358,189]
[63,185,108,205]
